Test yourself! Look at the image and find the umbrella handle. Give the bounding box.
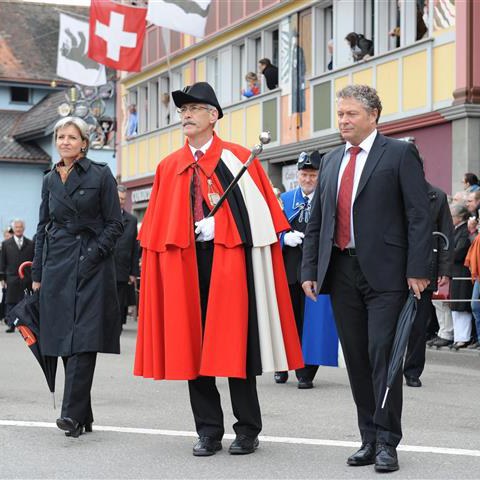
[18,261,33,280]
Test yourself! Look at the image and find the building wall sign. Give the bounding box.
[282,164,298,192]
[132,187,152,203]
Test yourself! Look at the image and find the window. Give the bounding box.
[264,27,280,72]
[233,42,246,102]
[138,84,148,134]
[149,80,158,131]
[207,49,232,106]
[10,87,30,103]
[159,75,171,127]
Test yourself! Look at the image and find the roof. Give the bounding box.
[0,110,50,164]
[0,1,88,83]
[13,90,65,141]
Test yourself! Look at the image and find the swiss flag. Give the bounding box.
[88,0,147,72]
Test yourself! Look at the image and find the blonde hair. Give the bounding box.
[54,116,90,153]
[245,72,258,82]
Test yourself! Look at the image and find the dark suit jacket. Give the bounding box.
[114,210,139,283]
[302,133,432,292]
[0,236,34,303]
[426,183,454,291]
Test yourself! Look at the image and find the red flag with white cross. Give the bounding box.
[88,0,147,72]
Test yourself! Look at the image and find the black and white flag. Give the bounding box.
[147,0,212,38]
[57,13,106,86]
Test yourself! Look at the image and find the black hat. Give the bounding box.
[297,150,321,170]
[172,82,223,119]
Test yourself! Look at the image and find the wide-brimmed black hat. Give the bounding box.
[297,150,321,170]
[172,82,223,119]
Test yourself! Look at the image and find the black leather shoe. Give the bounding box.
[228,435,259,455]
[347,442,376,466]
[5,325,15,333]
[297,377,313,389]
[56,417,83,438]
[65,422,92,437]
[192,437,222,457]
[274,371,288,384]
[405,376,422,387]
[375,443,399,472]
[433,337,453,348]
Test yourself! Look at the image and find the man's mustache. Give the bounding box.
[183,121,196,127]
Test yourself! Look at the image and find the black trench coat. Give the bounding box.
[32,157,123,357]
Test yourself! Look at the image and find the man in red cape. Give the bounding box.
[134,82,303,456]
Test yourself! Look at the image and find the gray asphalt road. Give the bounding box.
[1,321,479,479]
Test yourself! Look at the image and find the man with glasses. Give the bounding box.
[134,82,303,457]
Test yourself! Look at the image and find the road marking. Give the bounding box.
[1,420,479,458]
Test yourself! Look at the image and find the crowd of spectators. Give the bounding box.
[429,172,480,351]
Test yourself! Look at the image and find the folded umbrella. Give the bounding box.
[381,291,418,409]
[6,262,58,408]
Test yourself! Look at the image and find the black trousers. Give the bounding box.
[117,282,129,324]
[328,252,406,447]
[61,352,97,425]
[404,290,433,379]
[189,242,262,440]
[289,283,319,381]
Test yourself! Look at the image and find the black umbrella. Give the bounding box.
[381,291,418,409]
[6,263,58,408]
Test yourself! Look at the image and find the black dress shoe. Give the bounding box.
[405,376,422,387]
[5,325,15,333]
[56,417,83,438]
[192,436,222,457]
[274,371,288,384]
[297,377,313,389]
[347,442,376,466]
[375,442,399,472]
[228,435,259,455]
[65,422,92,437]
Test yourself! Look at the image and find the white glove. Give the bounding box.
[284,230,304,247]
[195,217,215,242]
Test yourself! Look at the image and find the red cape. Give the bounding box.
[134,134,303,379]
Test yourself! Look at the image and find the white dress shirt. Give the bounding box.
[188,136,213,159]
[336,129,378,248]
[14,235,23,249]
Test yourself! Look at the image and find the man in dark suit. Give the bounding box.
[404,182,454,385]
[114,185,139,328]
[302,85,431,472]
[0,219,35,332]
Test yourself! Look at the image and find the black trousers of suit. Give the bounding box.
[289,283,319,381]
[404,290,433,379]
[188,242,262,440]
[328,251,406,447]
[61,352,97,425]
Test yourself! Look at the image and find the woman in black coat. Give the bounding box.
[449,203,473,349]
[32,116,123,438]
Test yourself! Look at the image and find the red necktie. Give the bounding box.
[193,150,204,222]
[335,146,362,250]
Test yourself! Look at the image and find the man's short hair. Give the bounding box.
[336,84,383,123]
[117,185,127,193]
[451,203,469,221]
[11,218,25,227]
